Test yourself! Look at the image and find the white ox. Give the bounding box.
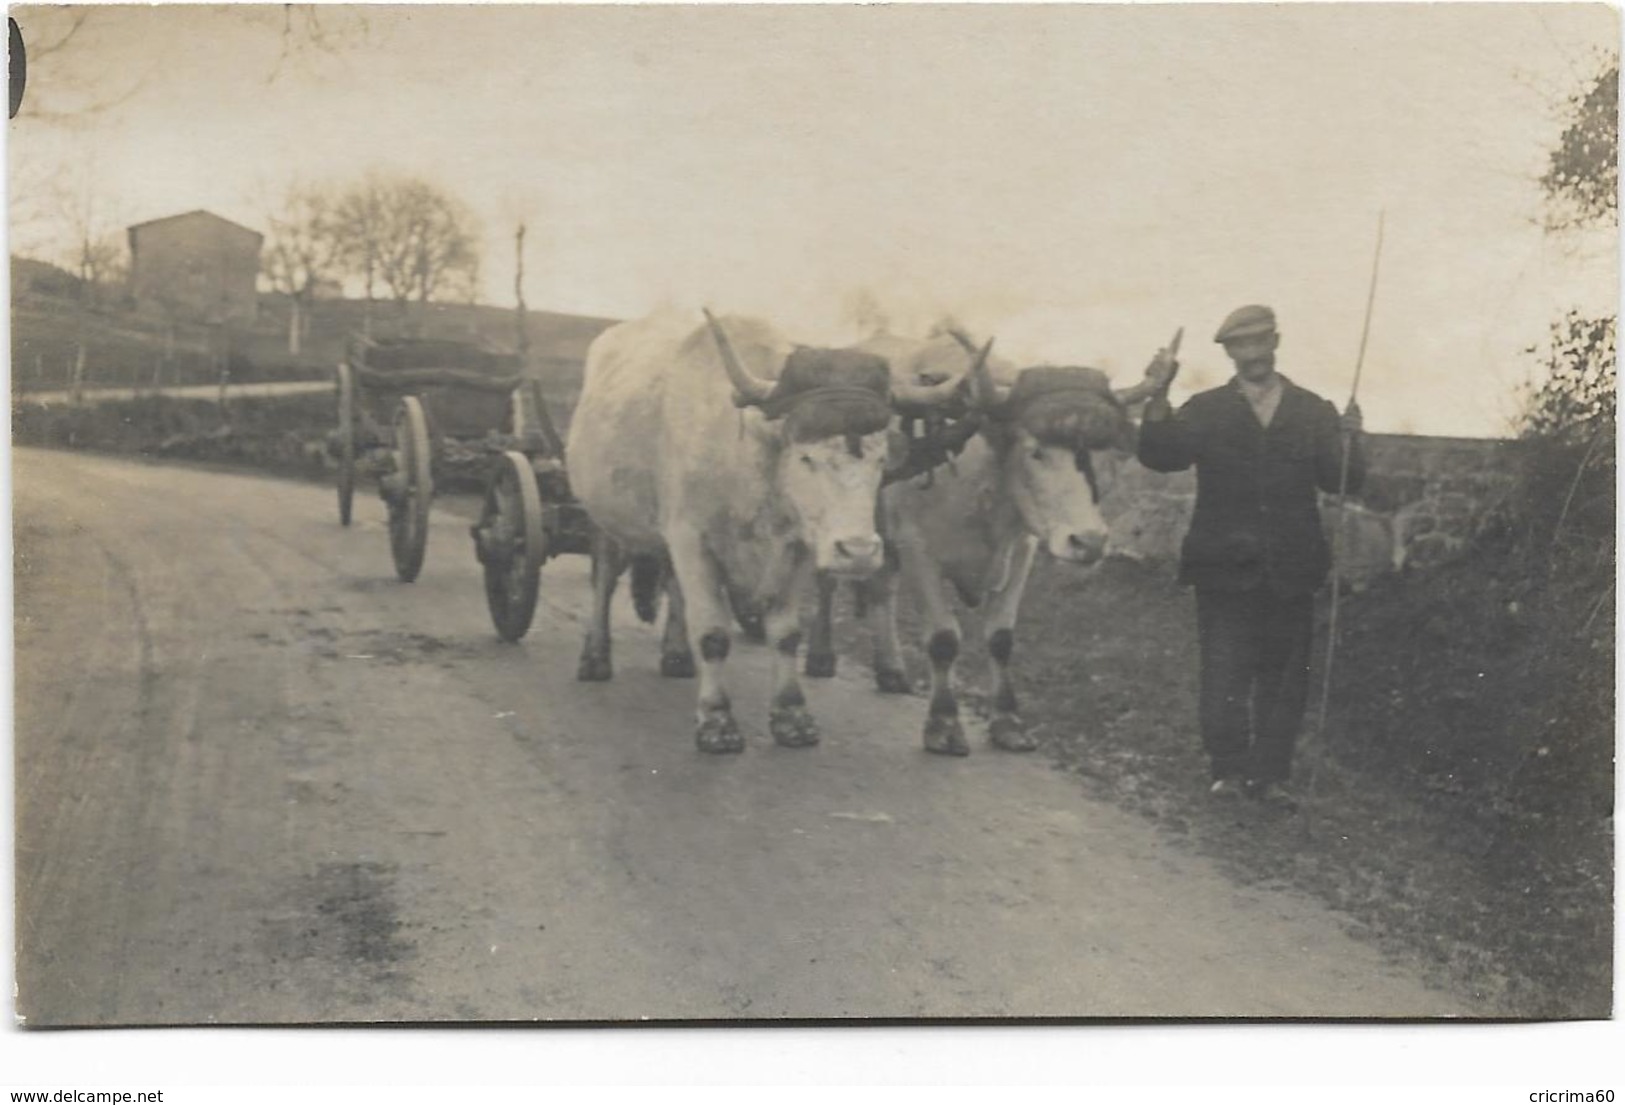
[804,330,1165,755]
[565,310,971,753]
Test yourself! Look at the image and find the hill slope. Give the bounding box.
[10,265,617,398]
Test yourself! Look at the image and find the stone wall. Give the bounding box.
[1101,432,1514,585]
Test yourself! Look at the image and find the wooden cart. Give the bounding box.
[331,336,592,641]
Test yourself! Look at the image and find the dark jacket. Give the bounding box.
[1137,375,1364,596]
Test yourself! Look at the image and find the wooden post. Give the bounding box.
[513,221,566,457]
[515,223,529,362]
[71,342,86,406]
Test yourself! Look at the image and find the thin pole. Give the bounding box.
[1315,211,1386,743]
[513,220,566,458]
[514,223,528,362]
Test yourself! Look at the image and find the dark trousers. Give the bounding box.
[1195,586,1314,784]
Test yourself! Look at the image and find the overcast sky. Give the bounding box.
[7,2,1619,436]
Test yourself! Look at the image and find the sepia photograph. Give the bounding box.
[4,0,1617,1058]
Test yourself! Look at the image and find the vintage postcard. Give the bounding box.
[6,2,1616,1074]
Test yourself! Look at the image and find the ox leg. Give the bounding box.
[804,572,839,678]
[577,533,625,682]
[983,538,1039,751]
[659,565,696,678]
[765,554,819,748]
[901,544,967,756]
[866,567,911,694]
[667,536,743,753]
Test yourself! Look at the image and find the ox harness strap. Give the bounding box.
[763,385,895,445]
[760,384,891,418]
[883,411,984,487]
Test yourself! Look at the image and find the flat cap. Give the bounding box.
[1213,304,1277,343]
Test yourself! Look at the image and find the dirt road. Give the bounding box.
[12,448,1470,1024]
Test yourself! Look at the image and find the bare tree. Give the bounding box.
[330,173,389,336]
[335,175,481,335]
[263,181,343,355]
[51,159,127,308]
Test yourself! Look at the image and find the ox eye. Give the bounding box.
[1031,448,1046,462]
[799,454,817,469]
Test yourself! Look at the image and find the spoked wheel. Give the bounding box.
[477,450,546,641]
[388,395,434,583]
[335,363,356,526]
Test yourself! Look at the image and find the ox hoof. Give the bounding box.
[804,651,837,679]
[923,714,969,757]
[660,650,696,679]
[576,652,613,682]
[695,712,744,754]
[989,715,1037,752]
[874,667,911,695]
[770,705,821,748]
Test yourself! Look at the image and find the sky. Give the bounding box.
[5,2,1620,437]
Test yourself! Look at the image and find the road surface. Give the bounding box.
[12,448,1470,1024]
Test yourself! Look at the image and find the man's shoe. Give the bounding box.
[1208,777,1247,800]
[1248,780,1300,813]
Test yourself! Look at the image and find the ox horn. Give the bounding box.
[945,328,1012,409]
[963,336,1012,411]
[1114,326,1184,406]
[702,307,775,408]
[939,328,1012,411]
[893,335,990,413]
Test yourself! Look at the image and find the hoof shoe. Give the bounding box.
[770,705,821,748]
[923,714,969,756]
[576,653,613,682]
[804,651,837,679]
[989,715,1037,752]
[874,667,911,695]
[695,713,743,754]
[660,650,696,679]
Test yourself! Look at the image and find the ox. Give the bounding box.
[564,310,972,752]
[804,331,1165,755]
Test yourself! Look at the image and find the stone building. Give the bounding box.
[126,210,262,325]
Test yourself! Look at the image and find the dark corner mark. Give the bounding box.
[9,18,26,120]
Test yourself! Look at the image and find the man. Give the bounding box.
[1137,304,1364,811]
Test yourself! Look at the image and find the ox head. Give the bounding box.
[704,309,971,577]
[952,330,1143,566]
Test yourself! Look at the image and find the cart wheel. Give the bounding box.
[335,363,356,526]
[479,450,546,641]
[389,396,434,583]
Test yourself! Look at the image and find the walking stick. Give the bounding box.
[1303,211,1385,829]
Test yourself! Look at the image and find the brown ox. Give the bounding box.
[805,330,1166,755]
